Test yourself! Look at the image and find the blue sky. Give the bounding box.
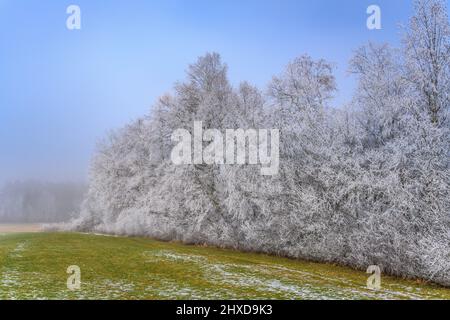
[0,0,439,184]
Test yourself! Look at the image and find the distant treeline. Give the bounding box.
[0,181,86,223]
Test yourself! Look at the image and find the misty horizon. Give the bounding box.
[0,0,449,302]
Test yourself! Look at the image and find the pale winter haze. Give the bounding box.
[0,181,86,223]
[64,0,450,286]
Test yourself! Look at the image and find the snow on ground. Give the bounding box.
[142,250,438,300]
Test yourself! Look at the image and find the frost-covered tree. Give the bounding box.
[344,1,450,283]
[349,43,408,147]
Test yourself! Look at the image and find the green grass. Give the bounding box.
[0,232,449,300]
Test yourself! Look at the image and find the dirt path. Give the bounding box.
[0,224,43,233]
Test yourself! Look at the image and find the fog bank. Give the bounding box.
[0,181,86,223]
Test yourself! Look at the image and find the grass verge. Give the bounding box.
[0,232,449,300]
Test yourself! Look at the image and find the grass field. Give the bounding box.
[0,231,449,300]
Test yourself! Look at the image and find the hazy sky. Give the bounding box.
[0,0,436,184]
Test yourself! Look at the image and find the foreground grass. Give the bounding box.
[0,232,449,300]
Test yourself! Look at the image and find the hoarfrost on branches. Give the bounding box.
[66,0,450,286]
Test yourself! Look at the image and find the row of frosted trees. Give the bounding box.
[68,0,450,285]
